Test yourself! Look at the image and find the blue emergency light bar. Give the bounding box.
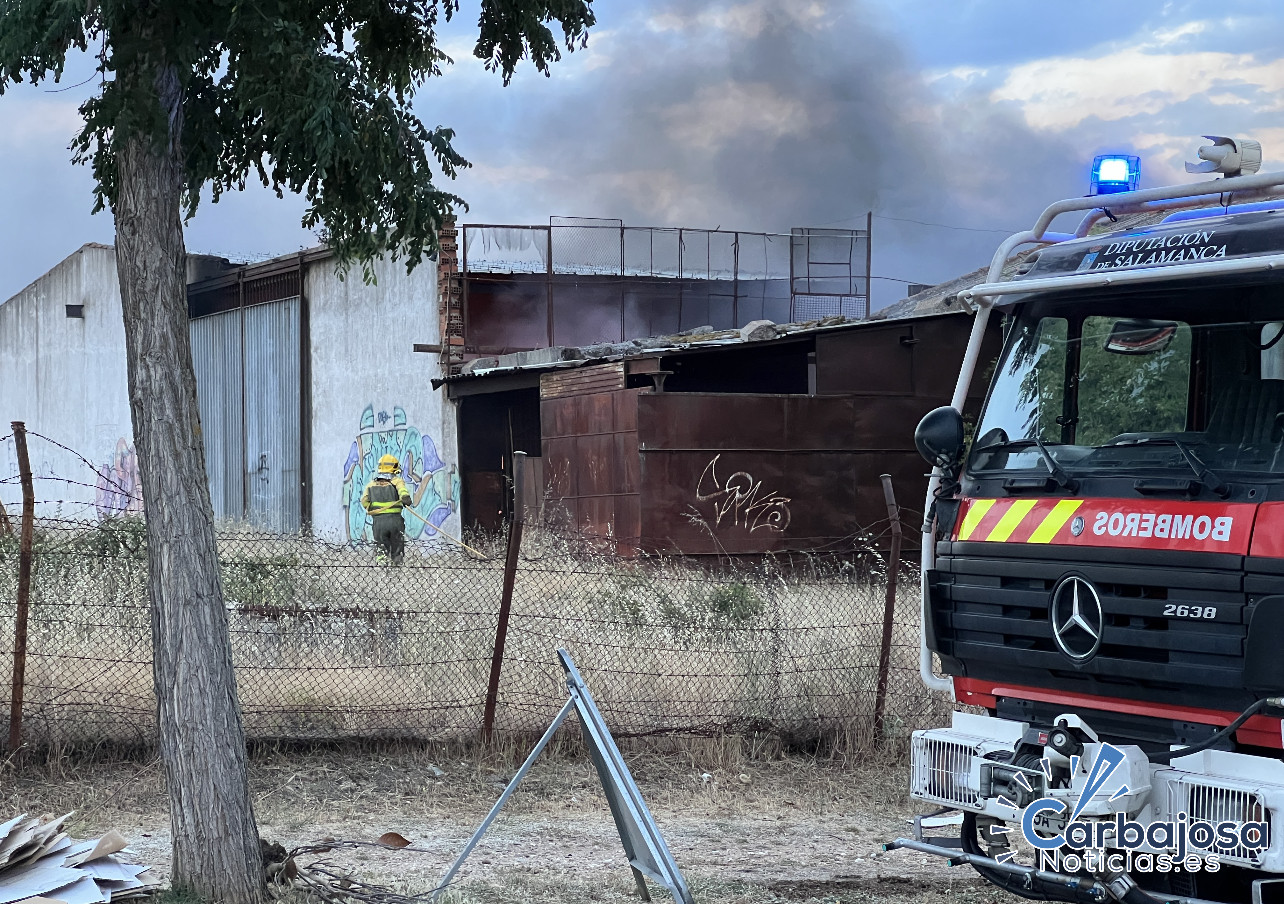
[1090,154,1141,195]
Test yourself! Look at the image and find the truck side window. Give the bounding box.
[976,316,1068,448]
[1076,315,1192,446]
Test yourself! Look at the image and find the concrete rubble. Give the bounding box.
[739,319,778,342]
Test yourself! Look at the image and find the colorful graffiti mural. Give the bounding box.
[95,438,144,517]
[341,405,460,544]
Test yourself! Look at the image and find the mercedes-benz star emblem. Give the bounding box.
[1050,576,1104,662]
[1070,516,1085,537]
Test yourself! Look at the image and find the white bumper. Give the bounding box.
[911,711,1282,871]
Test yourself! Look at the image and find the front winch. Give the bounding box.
[897,710,1284,902]
[912,712,1150,824]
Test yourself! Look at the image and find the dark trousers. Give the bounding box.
[372,514,405,565]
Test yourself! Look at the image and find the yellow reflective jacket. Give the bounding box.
[361,476,412,516]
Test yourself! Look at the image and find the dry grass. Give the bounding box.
[1,731,915,837]
[0,521,984,903]
[3,735,991,904]
[0,518,943,757]
[434,874,999,904]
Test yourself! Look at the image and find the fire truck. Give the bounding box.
[888,137,1284,904]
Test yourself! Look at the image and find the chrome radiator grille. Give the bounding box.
[912,735,981,809]
[1169,778,1270,867]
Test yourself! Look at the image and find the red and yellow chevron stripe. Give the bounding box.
[952,496,1256,553]
[956,498,1084,544]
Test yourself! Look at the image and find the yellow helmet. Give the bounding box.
[377,454,400,475]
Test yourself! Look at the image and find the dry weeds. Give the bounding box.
[2,736,994,904]
[1,521,978,901]
[1,519,941,752]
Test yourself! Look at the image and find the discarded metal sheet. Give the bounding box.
[433,650,693,904]
[562,650,693,904]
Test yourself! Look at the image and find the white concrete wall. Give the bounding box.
[306,255,460,545]
[0,243,460,537]
[0,244,137,517]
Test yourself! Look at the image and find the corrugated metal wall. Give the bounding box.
[244,299,302,533]
[191,308,245,522]
[539,364,644,555]
[190,297,302,532]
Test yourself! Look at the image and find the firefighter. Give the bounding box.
[361,454,413,564]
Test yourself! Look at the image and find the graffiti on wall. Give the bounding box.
[692,454,791,533]
[95,438,144,517]
[340,405,461,544]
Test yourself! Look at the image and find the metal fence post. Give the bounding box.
[482,451,526,741]
[8,421,34,752]
[873,474,902,739]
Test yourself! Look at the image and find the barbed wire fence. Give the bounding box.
[0,427,945,755]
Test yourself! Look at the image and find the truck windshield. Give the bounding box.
[970,284,1284,481]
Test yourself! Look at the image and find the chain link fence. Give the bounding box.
[0,509,944,752]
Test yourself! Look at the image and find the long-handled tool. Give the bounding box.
[403,505,488,559]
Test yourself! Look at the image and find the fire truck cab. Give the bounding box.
[890,139,1284,904]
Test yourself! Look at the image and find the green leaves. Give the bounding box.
[0,0,595,272]
[0,0,92,88]
[474,0,595,85]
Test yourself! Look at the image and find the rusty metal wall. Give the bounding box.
[459,222,868,355]
[464,471,505,533]
[636,393,930,555]
[464,273,791,353]
[540,365,644,554]
[518,312,999,557]
[630,318,999,555]
[813,314,994,399]
[540,386,937,557]
[517,455,544,522]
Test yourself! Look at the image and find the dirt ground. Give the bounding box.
[3,738,1004,904]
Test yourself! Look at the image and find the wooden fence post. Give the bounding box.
[482,451,527,741]
[8,422,35,752]
[873,474,902,739]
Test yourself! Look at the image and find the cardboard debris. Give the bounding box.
[0,815,157,904]
[61,834,128,871]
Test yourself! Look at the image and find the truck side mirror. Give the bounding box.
[915,406,965,469]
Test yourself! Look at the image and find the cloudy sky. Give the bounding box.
[1,0,1281,309]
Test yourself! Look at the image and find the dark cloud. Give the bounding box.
[3,0,1279,310]
[442,0,1085,306]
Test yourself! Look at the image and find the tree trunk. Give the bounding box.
[112,62,265,904]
